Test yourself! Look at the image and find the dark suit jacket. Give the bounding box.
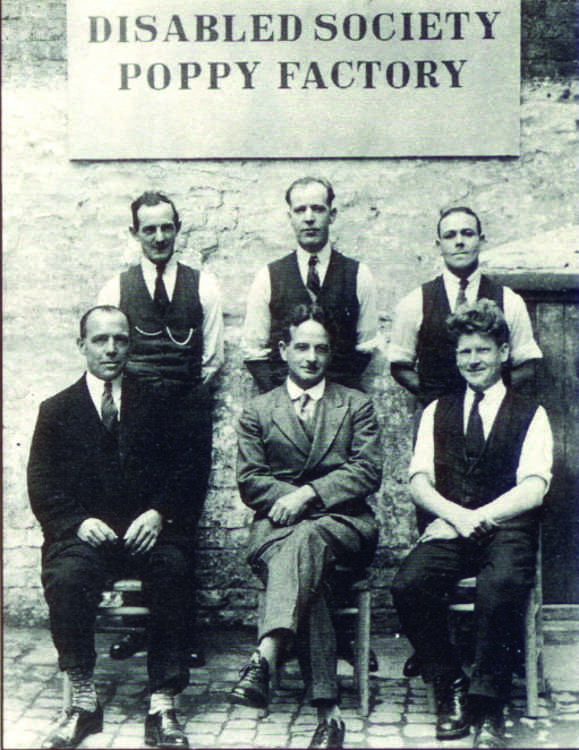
[237,381,383,558]
[28,374,186,546]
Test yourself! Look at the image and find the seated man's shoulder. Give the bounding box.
[328,381,374,409]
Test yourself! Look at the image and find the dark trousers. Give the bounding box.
[42,537,190,695]
[392,525,538,701]
[253,514,378,704]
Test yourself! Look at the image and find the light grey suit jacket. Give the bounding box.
[237,381,383,560]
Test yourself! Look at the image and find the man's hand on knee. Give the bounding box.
[268,487,318,527]
[124,509,163,554]
[77,518,118,548]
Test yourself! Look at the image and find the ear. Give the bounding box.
[329,207,337,224]
[77,337,86,356]
[175,220,182,233]
[499,342,509,363]
[435,238,441,248]
[279,340,288,362]
[479,233,486,243]
[129,225,137,238]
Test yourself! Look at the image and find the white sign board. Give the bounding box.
[68,0,520,159]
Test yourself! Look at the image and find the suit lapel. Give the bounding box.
[271,387,312,458]
[302,383,348,473]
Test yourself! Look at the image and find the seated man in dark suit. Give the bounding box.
[28,306,191,749]
[229,303,383,749]
[392,299,552,748]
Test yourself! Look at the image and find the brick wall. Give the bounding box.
[2,1,578,628]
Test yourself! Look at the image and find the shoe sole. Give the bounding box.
[436,725,471,740]
[228,690,268,710]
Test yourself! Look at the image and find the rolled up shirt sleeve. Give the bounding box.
[387,287,422,365]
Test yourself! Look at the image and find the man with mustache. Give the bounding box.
[243,176,379,393]
[28,306,192,748]
[98,191,224,669]
[388,206,541,409]
[392,299,552,747]
[231,304,382,748]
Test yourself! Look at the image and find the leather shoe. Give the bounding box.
[472,710,505,748]
[229,652,269,709]
[338,640,379,673]
[402,651,422,678]
[41,704,103,748]
[145,709,189,748]
[109,631,146,660]
[186,647,206,668]
[434,673,470,740]
[309,718,346,748]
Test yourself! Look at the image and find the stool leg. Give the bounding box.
[355,589,371,716]
[62,671,72,711]
[524,588,539,717]
[425,682,437,714]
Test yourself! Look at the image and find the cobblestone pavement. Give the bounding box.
[3,627,579,749]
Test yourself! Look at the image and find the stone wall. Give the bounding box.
[2,0,578,628]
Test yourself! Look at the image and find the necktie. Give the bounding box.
[298,393,314,440]
[465,390,485,458]
[153,263,170,315]
[307,255,321,298]
[101,381,119,433]
[454,277,468,309]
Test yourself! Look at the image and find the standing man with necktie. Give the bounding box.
[392,300,552,747]
[98,191,224,667]
[28,306,193,748]
[243,176,379,393]
[388,206,542,408]
[230,304,382,748]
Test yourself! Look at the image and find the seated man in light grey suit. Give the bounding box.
[229,303,382,749]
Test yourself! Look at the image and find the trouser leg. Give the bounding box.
[41,541,112,672]
[139,541,190,695]
[257,515,377,703]
[392,539,473,682]
[470,527,538,701]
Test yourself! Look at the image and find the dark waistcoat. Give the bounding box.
[119,263,203,386]
[268,250,369,383]
[417,274,504,405]
[417,389,539,532]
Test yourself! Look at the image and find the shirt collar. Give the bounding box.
[465,378,506,409]
[286,377,326,402]
[85,371,123,412]
[442,265,481,291]
[296,243,331,266]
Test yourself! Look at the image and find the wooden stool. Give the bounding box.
[62,579,149,709]
[423,547,545,718]
[257,566,372,716]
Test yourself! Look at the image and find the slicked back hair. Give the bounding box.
[79,306,130,339]
[280,303,336,346]
[437,206,482,237]
[130,191,180,231]
[285,177,335,207]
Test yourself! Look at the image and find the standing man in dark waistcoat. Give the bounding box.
[28,306,192,748]
[392,300,552,748]
[388,206,541,407]
[98,191,224,667]
[243,176,379,393]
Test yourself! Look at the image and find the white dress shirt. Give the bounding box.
[243,244,379,359]
[410,379,553,490]
[98,255,224,383]
[85,371,122,419]
[286,377,326,421]
[387,267,542,368]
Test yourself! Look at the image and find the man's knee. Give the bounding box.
[147,544,189,581]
